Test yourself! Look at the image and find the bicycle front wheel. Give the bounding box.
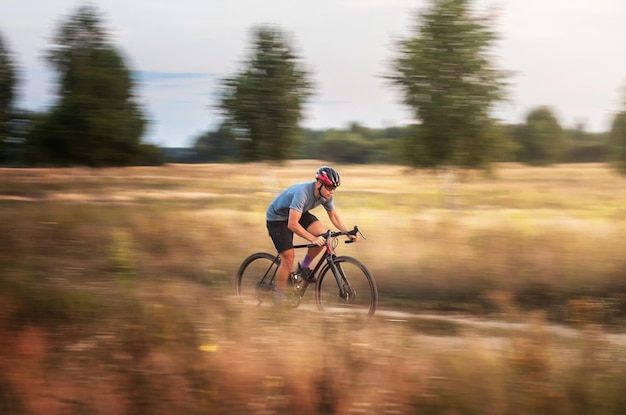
[235,252,280,307]
[315,256,377,326]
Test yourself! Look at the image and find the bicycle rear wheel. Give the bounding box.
[315,256,377,326]
[235,252,280,307]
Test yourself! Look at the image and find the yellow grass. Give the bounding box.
[2,162,626,414]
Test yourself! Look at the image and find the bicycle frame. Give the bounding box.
[291,227,360,298]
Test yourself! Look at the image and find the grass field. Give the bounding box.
[1,161,626,414]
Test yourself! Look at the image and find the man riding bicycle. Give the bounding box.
[266,166,358,301]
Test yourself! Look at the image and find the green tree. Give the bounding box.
[387,0,508,170]
[0,30,18,163]
[27,4,147,166]
[517,106,564,165]
[609,86,626,174]
[562,124,608,163]
[312,129,375,164]
[217,25,313,162]
[193,123,240,162]
[466,121,517,167]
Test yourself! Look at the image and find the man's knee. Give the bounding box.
[279,249,295,265]
[307,221,326,236]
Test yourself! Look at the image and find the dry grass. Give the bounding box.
[2,161,626,313]
[2,161,626,414]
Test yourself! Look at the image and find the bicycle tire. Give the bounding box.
[235,252,280,307]
[315,255,378,326]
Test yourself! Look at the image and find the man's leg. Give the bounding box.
[277,248,295,292]
[302,220,326,268]
[267,220,295,299]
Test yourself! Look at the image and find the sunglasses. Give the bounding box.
[323,184,337,191]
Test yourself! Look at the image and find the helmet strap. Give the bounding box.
[316,182,324,200]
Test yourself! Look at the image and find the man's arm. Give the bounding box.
[288,209,325,245]
[327,210,359,241]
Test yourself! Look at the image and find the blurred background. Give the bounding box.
[1,1,626,414]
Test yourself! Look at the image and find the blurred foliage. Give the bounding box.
[514,106,566,165]
[189,118,612,167]
[193,123,240,163]
[386,0,509,170]
[19,4,155,167]
[0,30,18,164]
[609,86,626,174]
[610,112,626,173]
[217,25,313,163]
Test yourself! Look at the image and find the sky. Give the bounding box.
[1,0,625,148]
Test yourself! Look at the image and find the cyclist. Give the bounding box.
[266,166,358,301]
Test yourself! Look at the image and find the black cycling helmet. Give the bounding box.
[315,166,341,188]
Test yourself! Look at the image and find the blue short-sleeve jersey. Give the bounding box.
[266,182,335,221]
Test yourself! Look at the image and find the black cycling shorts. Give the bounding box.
[266,211,319,253]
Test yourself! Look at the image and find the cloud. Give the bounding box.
[310,99,352,107]
[340,0,414,12]
[133,71,214,84]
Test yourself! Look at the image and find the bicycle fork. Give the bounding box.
[325,254,354,301]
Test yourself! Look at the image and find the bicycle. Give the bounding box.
[235,226,378,326]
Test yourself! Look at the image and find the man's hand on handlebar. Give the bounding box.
[309,227,363,246]
[311,235,326,246]
[346,226,365,243]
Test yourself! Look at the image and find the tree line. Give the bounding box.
[1,1,626,173]
[191,115,611,166]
